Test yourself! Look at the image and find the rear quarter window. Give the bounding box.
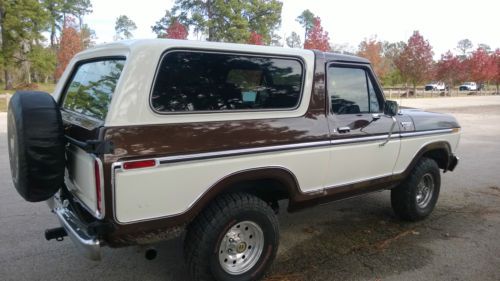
[62,59,125,121]
[151,51,304,113]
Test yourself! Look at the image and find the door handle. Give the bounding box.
[337,126,351,133]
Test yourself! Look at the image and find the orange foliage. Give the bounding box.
[303,17,330,51]
[55,23,83,80]
[357,38,386,78]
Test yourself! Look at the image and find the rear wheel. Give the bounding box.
[185,193,279,281]
[391,157,441,221]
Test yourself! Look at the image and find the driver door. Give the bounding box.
[325,63,400,188]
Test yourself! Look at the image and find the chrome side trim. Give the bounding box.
[157,140,331,164]
[113,129,456,167]
[330,134,393,145]
[399,128,453,138]
[303,173,393,194]
[52,196,101,260]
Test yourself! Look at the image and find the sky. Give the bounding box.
[85,0,500,58]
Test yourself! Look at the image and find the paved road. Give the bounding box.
[0,102,499,281]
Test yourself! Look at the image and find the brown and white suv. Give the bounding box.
[7,39,460,281]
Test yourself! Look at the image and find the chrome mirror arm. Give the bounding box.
[380,116,397,147]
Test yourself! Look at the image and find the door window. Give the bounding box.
[62,59,125,121]
[328,66,381,114]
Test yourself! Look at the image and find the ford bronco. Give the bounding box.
[7,39,460,281]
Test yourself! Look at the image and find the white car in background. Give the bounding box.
[425,82,446,91]
[459,82,478,91]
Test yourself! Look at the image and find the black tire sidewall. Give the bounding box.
[412,164,440,217]
[209,208,278,281]
[392,157,441,221]
[7,107,27,194]
[7,91,66,202]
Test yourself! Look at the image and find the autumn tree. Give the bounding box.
[164,20,188,39]
[303,17,330,52]
[153,0,282,44]
[286,32,301,48]
[43,0,92,48]
[435,51,466,93]
[380,41,406,86]
[492,49,500,93]
[55,19,83,79]
[468,47,496,91]
[115,15,137,40]
[357,38,386,78]
[296,9,314,41]
[247,31,263,45]
[395,31,434,96]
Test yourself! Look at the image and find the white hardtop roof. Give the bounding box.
[76,38,315,59]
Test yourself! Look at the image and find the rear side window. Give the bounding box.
[62,59,125,121]
[151,51,303,113]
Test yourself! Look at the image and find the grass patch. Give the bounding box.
[0,83,56,95]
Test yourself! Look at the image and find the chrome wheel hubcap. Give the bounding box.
[416,173,434,208]
[218,221,264,275]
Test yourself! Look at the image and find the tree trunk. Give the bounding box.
[413,84,417,98]
[206,0,214,41]
[4,70,13,90]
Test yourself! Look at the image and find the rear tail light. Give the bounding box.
[94,158,103,217]
[123,159,157,170]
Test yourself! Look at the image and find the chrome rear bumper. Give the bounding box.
[49,196,101,260]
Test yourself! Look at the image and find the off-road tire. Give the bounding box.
[7,91,66,202]
[184,193,279,281]
[391,157,441,221]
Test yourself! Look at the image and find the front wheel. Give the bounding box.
[185,193,279,281]
[391,157,441,221]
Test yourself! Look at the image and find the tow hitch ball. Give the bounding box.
[45,227,68,241]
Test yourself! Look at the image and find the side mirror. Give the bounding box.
[384,100,399,116]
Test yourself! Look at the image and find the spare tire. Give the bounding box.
[7,91,66,202]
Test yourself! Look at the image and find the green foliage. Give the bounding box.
[296,9,314,39]
[381,69,403,86]
[80,23,96,48]
[154,0,282,44]
[115,15,137,40]
[152,10,175,38]
[1,0,49,89]
[28,45,56,81]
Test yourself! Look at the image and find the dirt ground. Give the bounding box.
[0,98,499,281]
